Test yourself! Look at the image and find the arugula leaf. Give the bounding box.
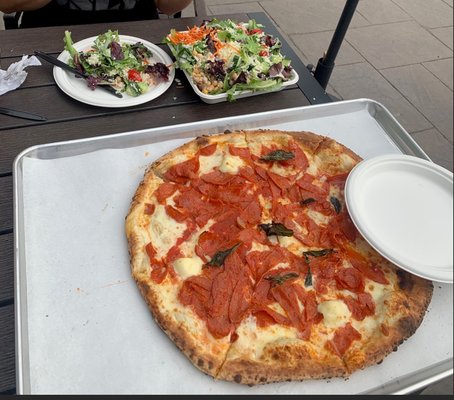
[304,267,312,287]
[259,222,293,237]
[265,272,299,286]
[300,198,316,206]
[205,243,241,267]
[330,196,342,214]
[303,249,335,263]
[260,150,295,161]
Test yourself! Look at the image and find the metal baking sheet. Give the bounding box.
[14,99,453,394]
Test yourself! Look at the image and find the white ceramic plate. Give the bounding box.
[54,35,175,108]
[345,154,453,283]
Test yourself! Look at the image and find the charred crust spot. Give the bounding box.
[196,136,210,147]
[398,316,417,336]
[208,361,214,370]
[396,269,414,291]
[197,358,204,367]
[223,129,232,134]
[260,376,267,383]
[272,352,280,360]
[234,374,242,383]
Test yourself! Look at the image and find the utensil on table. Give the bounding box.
[34,51,123,98]
[0,106,47,121]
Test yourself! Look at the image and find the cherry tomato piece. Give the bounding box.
[128,69,142,82]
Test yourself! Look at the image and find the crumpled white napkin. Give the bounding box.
[0,55,42,96]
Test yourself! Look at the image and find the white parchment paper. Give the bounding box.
[18,104,453,394]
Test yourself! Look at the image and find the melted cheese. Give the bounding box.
[219,154,245,174]
[148,203,186,259]
[277,235,308,255]
[307,209,330,226]
[306,158,319,175]
[249,241,270,252]
[199,151,224,175]
[173,256,204,279]
[318,300,351,328]
[257,194,272,223]
[179,219,215,258]
[270,162,294,177]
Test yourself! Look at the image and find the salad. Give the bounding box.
[165,19,295,101]
[64,30,171,97]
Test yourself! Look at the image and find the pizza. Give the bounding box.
[125,129,433,385]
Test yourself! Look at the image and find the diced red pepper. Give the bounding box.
[128,69,142,82]
[249,28,263,35]
[259,50,268,57]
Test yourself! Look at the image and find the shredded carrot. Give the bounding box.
[169,25,213,45]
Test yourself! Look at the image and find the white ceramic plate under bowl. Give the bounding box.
[54,35,175,108]
[345,154,453,283]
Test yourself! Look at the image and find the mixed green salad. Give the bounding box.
[64,30,170,97]
[165,19,295,101]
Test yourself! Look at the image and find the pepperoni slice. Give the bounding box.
[326,323,361,357]
[238,201,262,225]
[201,170,235,185]
[271,284,309,338]
[335,267,365,293]
[145,243,168,283]
[267,170,294,192]
[229,145,251,160]
[164,157,200,183]
[338,214,358,242]
[199,143,217,156]
[165,205,187,223]
[344,293,375,321]
[346,248,389,285]
[229,276,253,323]
[179,269,220,320]
[196,230,227,261]
[296,173,328,200]
[253,306,291,327]
[206,270,235,338]
[144,203,155,215]
[154,182,178,204]
[237,228,267,246]
[326,172,350,188]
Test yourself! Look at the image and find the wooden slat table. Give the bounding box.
[0,12,331,394]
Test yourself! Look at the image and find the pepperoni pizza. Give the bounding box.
[125,129,433,385]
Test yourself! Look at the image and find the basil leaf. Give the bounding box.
[303,248,334,263]
[330,196,342,214]
[265,272,299,285]
[258,222,293,237]
[300,198,316,206]
[260,150,295,161]
[206,243,241,267]
[304,267,312,287]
